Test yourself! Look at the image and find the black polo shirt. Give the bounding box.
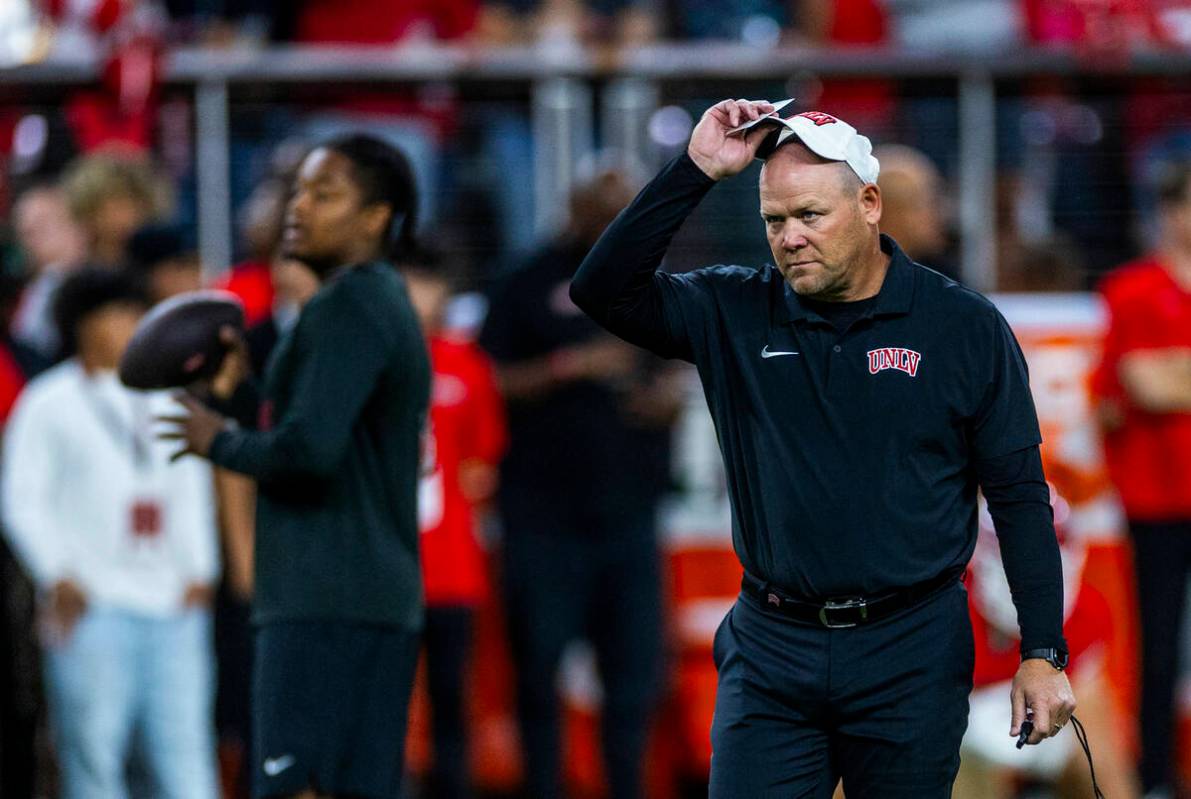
[571,154,1049,603]
[480,240,671,532]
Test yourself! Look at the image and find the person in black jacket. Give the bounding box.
[160,134,430,799]
[570,99,1075,798]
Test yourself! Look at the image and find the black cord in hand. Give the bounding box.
[1016,713,1105,798]
[1070,714,1106,798]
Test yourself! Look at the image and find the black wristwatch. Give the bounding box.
[1021,647,1070,671]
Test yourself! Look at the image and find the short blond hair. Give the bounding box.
[61,149,173,224]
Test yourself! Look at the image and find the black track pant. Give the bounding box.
[1130,519,1191,794]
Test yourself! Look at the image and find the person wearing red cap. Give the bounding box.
[570,98,1073,797]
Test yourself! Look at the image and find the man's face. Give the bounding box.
[759,145,881,299]
[148,256,202,303]
[282,148,387,272]
[93,194,151,251]
[15,189,85,272]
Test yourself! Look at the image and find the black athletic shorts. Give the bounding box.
[252,620,420,799]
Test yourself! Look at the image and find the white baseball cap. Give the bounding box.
[755,109,880,185]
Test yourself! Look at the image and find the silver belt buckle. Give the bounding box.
[818,597,868,628]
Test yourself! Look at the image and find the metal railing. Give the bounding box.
[5,43,1190,289]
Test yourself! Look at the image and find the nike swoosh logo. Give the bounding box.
[263,755,296,777]
[761,346,800,359]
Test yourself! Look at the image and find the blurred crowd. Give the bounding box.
[6,0,1191,56]
[0,1,1188,798]
[0,133,1187,799]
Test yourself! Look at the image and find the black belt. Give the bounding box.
[740,569,960,629]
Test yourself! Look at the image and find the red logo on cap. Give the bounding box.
[796,111,838,127]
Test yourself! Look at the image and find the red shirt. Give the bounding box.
[1092,256,1191,520]
[294,0,477,44]
[213,261,275,328]
[0,344,27,424]
[419,336,506,606]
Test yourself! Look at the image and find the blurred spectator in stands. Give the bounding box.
[1024,0,1173,53]
[9,183,86,361]
[882,0,1024,53]
[1,268,220,799]
[1092,160,1191,799]
[42,0,167,152]
[485,0,659,47]
[873,144,955,277]
[61,150,173,270]
[993,168,1088,291]
[480,164,680,799]
[216,172,295,328]
[401,248,506,799]
[161,0,278,48]
[955,487,1140,799]
[997,234,1086,292]
[243,258,320,376]
[126,223,202,303]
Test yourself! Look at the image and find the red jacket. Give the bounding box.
[419,336,506,606]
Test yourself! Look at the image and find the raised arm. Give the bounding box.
[570,99,774,358]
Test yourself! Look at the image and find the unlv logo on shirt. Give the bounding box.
[867,348,922,377]
[796,111,838,127]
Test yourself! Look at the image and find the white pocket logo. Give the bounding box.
[761,345,800,359]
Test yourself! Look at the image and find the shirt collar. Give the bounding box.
[778,234,917,325]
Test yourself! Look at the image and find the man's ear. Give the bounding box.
[859,183,882,226]
[363,203,393,244]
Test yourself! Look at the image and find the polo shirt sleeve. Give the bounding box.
[570,153,719,363]
[969,308,1043,459]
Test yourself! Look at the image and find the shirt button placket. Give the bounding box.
[827,343,843,393]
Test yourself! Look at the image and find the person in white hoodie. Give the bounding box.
[1,268,220,799]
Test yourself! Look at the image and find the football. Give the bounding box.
[118,290,245,390]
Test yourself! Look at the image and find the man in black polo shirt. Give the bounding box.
[570,99,1075,797]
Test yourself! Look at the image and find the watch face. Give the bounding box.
[1053,650,1070,669]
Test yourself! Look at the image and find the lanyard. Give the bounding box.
[80,377,152,473]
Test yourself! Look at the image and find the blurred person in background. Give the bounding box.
[402,248,507,799]
[0,268,220,799]
[996,234,1086,293]
[217,173,296,328]
[9,183,87,361]
[125,222,203,303]
[61,149,173,269]
[480,164,681,799]
[1093,160,1191,799]
[955,487,1140,799]
[243,258,321,376]
[872,144,955,278]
